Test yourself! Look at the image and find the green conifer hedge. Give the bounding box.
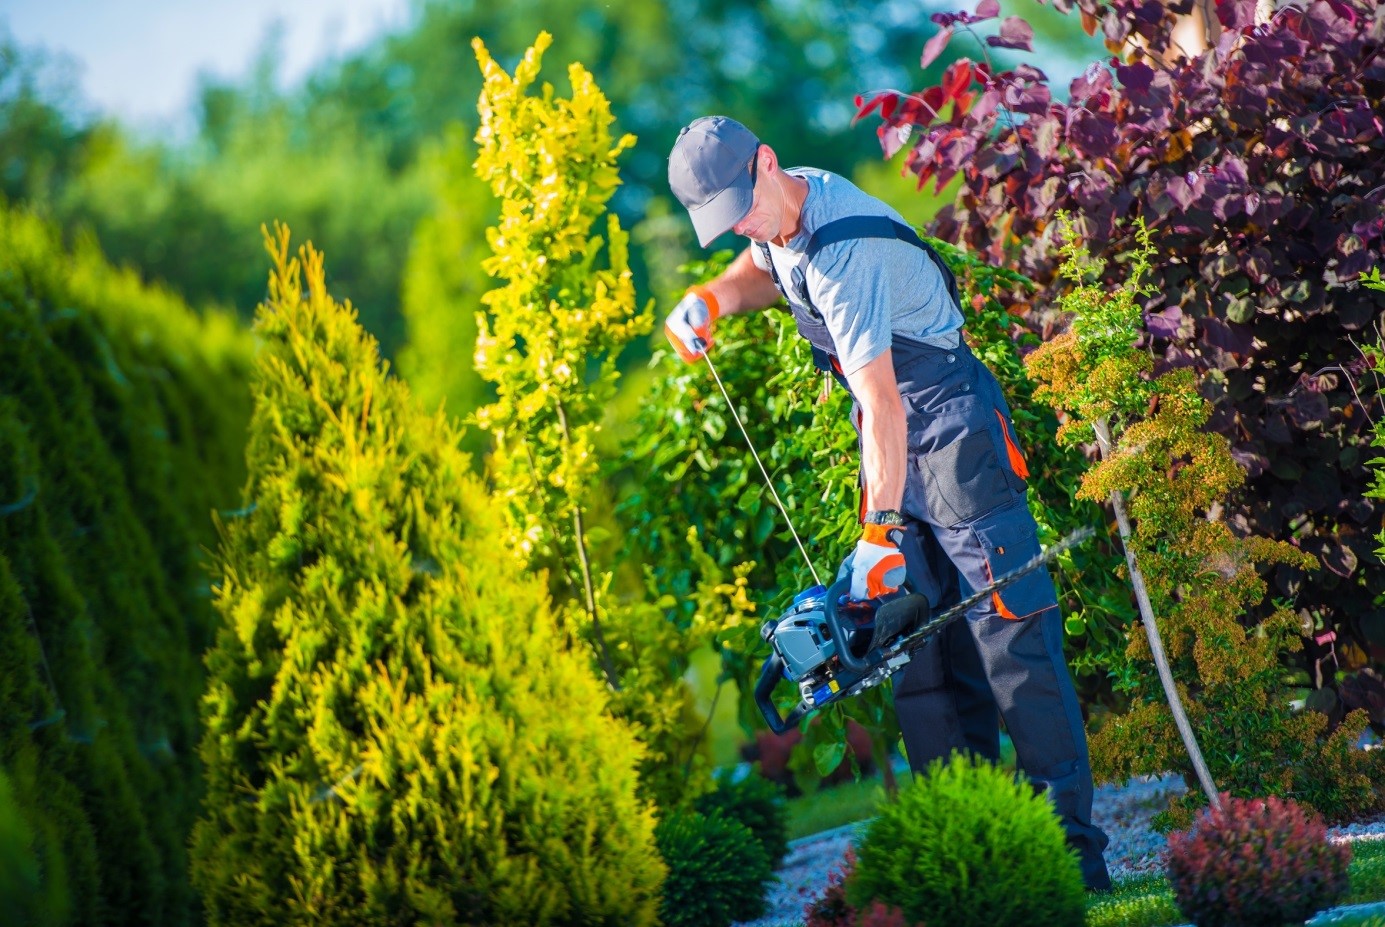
[190,226,663,926]
[0,202,254,925]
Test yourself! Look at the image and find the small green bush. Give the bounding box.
[695,769,791,870]
[848,753,1085,927]
[655,809,773,927]
[1167,794,1350,927]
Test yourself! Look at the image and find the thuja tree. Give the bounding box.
[1027,219,1384,828]
[621,240,1131,781]
[859,0,1385,708]
[470,32,753,808]
[0,203,253,926]
[190,226,663,926]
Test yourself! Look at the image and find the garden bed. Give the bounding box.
[736,773,1385,927]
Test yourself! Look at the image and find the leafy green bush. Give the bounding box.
[848,754,1085,927]
[654,809,773,927]
[694,768,791,869]
[621,237,1130,790]
[189,228,663,926]
[1167,794,1351,927]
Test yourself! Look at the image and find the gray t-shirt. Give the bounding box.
[751,168,963,375]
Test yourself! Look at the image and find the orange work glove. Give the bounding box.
[842,523,907,601]
[664,285,720,362]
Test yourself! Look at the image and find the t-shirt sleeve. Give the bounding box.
[807,241,894,376]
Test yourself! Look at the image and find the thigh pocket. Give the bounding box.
[915,430,1012,528]
[971,504,1058,621]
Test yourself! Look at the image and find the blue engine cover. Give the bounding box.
[772,595,836,680]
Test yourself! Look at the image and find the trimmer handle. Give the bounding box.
[825,577,930,673]
[754,652,809,735]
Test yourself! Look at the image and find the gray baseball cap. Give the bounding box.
[668,116,760,247]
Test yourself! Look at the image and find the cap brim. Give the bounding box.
[688,177,755,247]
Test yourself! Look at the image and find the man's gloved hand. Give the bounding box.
[838,523,908,601]
[664,285,720,362]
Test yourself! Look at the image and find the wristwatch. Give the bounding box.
[863,509,906,527]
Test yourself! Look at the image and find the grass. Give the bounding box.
[786,774,888,842]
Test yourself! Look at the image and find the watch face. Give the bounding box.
[866,509,905,526]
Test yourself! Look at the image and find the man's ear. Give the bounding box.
[759,144,779,175]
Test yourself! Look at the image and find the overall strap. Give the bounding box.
[804,216,962,311]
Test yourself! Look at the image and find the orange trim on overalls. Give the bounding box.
[992,590,1022,620]
[982,543,1025,621]
[994,409,1030,480]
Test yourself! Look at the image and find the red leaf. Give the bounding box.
[921,27,954,69]
[854,92,891,123]
[942,59,974,101]
[923,85,947,118]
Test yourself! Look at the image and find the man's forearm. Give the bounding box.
[704,248,782,317]
[848,350,908,513]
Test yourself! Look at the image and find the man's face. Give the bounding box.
[730,150,779,243]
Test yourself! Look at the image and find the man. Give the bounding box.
[664,115,1112,891]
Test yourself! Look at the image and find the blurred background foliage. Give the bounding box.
[0,0,1101,364]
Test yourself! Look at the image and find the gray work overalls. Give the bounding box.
[758,217,1111,890]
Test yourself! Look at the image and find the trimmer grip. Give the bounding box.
[824,577,871,673]
[754,652,808,735]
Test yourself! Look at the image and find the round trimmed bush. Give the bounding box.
[694,769,791,869]
[847,753,1085,927]
[655,809,772,927]
[1167,793,1350,927]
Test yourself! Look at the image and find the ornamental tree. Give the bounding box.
[859,0,1385,708]
[1027,219,1383,828]
[470,33,754,808]
[191,226,662,926]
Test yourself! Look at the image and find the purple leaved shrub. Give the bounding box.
[1167,794,1351,927]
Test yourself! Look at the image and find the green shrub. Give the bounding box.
[0,201,253,925]
[655,809,773,927]
[189,228,663,926]
[848,754,1085,927]
[695,768,791,869]
[1167,794,1350,927]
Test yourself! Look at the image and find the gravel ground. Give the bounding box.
[735,772,1385,927]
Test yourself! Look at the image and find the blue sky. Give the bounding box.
[0,0,410,131]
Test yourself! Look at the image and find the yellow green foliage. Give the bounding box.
[0,202,254,925]
[190,226,662,926]
[1027,216,1384,828]
[469,32,743,808]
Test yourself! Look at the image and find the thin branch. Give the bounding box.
[554,398,620,692]
[1094,417,1222,811]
